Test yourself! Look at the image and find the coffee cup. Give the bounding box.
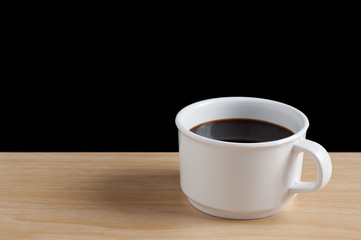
[175,97,332,219]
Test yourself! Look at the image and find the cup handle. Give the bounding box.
[289,139,332,194]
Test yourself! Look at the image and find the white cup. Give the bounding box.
[175,97,332,219]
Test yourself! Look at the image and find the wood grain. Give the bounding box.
[0,152,360,239]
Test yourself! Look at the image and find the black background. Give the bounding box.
[0,80,359,152]
[1,7,359,152]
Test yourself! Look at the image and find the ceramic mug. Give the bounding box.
[175,97,332,219]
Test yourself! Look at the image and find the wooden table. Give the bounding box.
[0,153,360,239]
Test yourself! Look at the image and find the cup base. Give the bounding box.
[188,197,287,220]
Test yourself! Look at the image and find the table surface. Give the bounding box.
[0,152,360,240]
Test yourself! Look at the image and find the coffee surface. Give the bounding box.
[190,118,294,143]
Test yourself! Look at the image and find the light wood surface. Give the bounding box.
[0,152,360,239]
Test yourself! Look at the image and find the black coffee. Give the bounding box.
[190,118,294,143]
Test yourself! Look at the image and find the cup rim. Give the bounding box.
[175,97,309,148]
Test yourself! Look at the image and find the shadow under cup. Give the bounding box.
[176,97,331,219]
